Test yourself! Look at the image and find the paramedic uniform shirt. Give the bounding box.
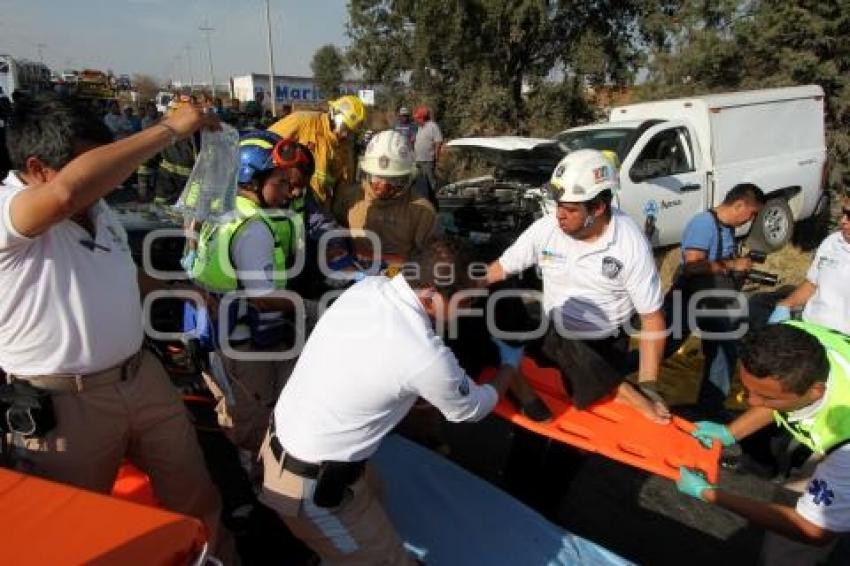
[802,232,850,335]
[498,209,663,335]
[273,275,498,464]
[0,172,143,375]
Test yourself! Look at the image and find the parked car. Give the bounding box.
[556,85,829,251]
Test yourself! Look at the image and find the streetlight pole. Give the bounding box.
[264,0,277,117]
[199,21,216,98]
[36,43,46,65]
[185,45,194,92]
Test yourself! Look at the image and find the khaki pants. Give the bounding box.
[258,435,415,565]
[10,349,223,548]
[203,352,297,454]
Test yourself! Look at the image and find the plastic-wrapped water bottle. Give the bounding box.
[173,122,240,222]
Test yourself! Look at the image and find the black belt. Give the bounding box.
[268,430,366,481]
[269,433,322,478]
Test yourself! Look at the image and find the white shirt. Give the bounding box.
[796,445,850,532]
[498,209,663,335]
[803,231,850,335]
[0,172,143,375]
[273,275,498,463]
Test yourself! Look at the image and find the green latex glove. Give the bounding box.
[691,421,736,449]
[677,467,716,501]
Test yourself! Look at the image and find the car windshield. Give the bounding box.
[555,128,634,160]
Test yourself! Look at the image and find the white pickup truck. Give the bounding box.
[555,85,829,250]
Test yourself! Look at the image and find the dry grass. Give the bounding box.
[649,242,815,408]
[653,241,814,291]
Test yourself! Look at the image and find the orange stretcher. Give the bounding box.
[112,462,160,507]
[479,357,721,483]
[0,467,207,565]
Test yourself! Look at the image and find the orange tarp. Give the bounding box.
[480,357,722,483]
[0,468,206,565]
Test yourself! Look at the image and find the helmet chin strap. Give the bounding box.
[583,215,595,229]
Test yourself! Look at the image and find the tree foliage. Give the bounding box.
[310,44,348,99]
[132,74,161,103]
[346,0,640,136]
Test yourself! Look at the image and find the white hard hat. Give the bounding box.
[360,130,416,178]
[547,149,619,203]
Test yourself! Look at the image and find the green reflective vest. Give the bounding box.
[189,195,304,293]
[773,321,850,455]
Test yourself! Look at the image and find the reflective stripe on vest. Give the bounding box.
[188,195,303,293]
[773,321,850,455]
[160,159,193,177]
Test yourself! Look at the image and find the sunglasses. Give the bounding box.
[272,139,312,175]
[369,175,409,189]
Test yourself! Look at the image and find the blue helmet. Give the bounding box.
[237,130,283,185]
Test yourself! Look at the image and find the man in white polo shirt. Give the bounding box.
[260,238,519,564]
[485,149,670,424]
[0,94,223,546]
[769,190,850,335]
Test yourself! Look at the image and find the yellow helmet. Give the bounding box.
[328,95,366,133]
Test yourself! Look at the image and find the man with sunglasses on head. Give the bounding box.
[333,129,437,263]
[484,149,671,424]
[768,190,850,335]
[185,130,317,454]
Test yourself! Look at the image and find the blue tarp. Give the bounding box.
[373,435,634,566]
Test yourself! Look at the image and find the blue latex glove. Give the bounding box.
[691,421,736,449]
[491,337,524,369]
[677,467,716,501]
[768,305,791,324]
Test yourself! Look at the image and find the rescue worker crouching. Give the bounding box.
[259,238,522,564]
[678,323,850,564]
[185,130,316,455]
[267,94,366,208]
[333,129,437,262]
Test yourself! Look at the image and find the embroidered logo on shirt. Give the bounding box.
[540,249,567,265]
[817,256,838,270]
[807,478,834,506]
[601,256,623,279]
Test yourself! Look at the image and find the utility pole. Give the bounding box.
[184,45,194,92]
[36,43,46,65]
[199,20,216,98]
[264,0,277,117]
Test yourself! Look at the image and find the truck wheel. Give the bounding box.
[748,197,794,252]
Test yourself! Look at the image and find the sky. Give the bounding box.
[0,0,350,84]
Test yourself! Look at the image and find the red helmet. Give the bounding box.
[413,106,430,122]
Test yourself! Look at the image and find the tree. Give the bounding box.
[347,0,643,137]
[311,44,348,99]
[132,74,161,103]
